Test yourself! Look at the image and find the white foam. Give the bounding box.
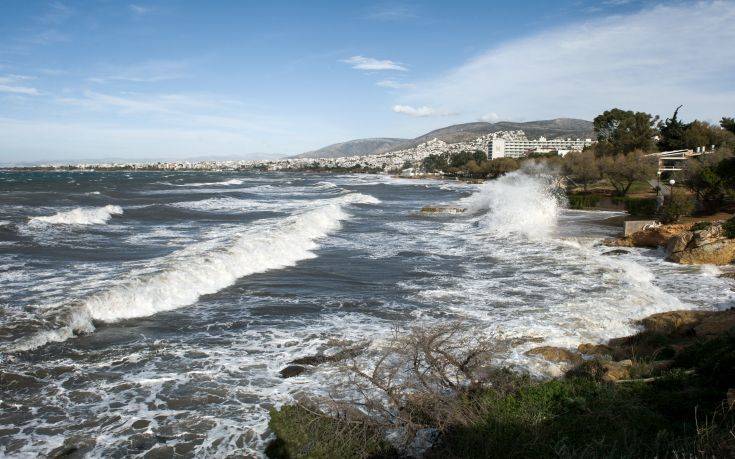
[459,170,563,239]
[28,205,123,226]
[11,193,380,351]
[174,178,244,187]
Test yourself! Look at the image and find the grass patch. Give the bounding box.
[266,404,399,459]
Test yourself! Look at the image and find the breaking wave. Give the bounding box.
[460,170,564,239]
[11,193,380,351]
[174,178,244,187]
[28,205,124,226]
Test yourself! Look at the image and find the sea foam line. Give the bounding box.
[10,192,380,352]
[29,205,123,226]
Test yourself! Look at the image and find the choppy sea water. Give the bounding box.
[0,170,733,457]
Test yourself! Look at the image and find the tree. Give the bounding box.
[721,117,735,135]
[683,120,735,151]
[600,149,657,196]
[716,157,735,190]
[659,188,694,223]
[485,157,519,178]
[563,150,601,192]
[593,108,658,155]
[681,149,734,214]
[657,105,690,151]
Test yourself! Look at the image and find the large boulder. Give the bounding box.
[604,223,692,248]
[639,310,714,335]
[525,346,582,364]
[693,309,735,336]
[666,221,735,265]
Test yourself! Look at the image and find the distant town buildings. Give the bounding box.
[489,134,594,159]
[28,130,597,173]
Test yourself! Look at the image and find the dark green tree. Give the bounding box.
[593,108,658,155]
[657,105,691,151]
[721,117,735,135]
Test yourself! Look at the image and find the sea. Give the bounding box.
[0,169,733,457]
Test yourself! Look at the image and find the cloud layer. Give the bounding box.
[343,55,407,71]
[398,1,735,122]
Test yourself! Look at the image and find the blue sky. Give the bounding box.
[1,0,734,163]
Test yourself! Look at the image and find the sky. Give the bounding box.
[1,0,734,164]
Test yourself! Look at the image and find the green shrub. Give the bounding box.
[659,189,694,223]
[616,197,658,217]
[691,221,712,232]
[266,404,398,459]
[724,217,735,239]
[567,194,601,209]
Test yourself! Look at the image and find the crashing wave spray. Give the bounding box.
[459,168,565,239]
[12,193,380,351]
[29,205,123,226]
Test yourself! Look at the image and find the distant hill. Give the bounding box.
[295,118,594,158]
[385,118,595,153]
[293,138,408,159]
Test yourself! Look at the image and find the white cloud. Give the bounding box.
[376,79,415,89]
[398,1,735,122]
[392,104,454,117]
[342,55,407,71]
[480,112,500,122]
[0,75,40,96]
[130,4,153,15]
[367,4,418,21]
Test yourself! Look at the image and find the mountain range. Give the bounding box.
[294,118,595,159]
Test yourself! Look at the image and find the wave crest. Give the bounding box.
[11,193,380,351]
[459,170,564,239]
[29,205,124,226]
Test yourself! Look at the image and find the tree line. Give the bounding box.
[561,107,735,220]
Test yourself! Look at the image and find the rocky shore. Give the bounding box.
[605,218,735,265]
[267,302,735,458]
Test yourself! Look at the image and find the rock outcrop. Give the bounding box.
[666,221,735,265]
[604,223,692,248]
[525,346,582,364]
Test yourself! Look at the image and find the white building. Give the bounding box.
[489,135,594,159]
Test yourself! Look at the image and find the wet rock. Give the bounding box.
[604,223,692,248]
[666,221,735,265]
[602,249,629,256]
[279,365,307,378]
[132,419,151,430]
[601,361,631,382]
[567,359,630,382]
[639,310,713,335]
[694,310,735,336]
[525,346,582,364]
[289,345,365,367]
[577,343,614,356]
[719,272,735,280]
